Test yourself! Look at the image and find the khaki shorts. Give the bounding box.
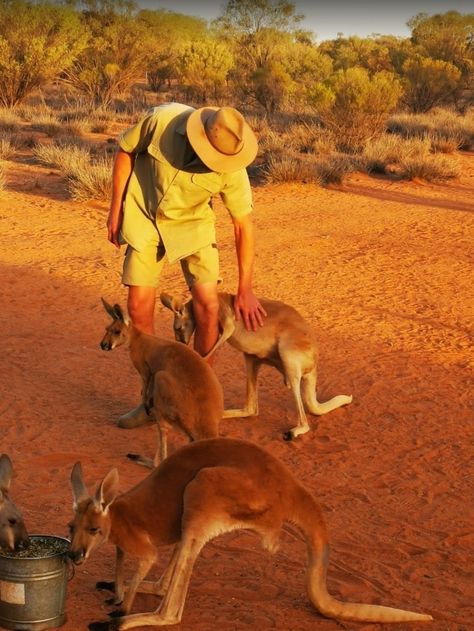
[122,242,220,288]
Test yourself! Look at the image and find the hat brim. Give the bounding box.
[186,107,258,173]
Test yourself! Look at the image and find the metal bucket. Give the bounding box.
[0,535,70,631]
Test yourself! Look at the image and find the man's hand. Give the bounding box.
[106,208,123,249]
[234,288,267,331]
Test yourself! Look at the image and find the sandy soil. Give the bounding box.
[0,146,473,631]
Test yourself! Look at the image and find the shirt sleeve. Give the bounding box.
[220,168,254,218]
[118,107,160,155]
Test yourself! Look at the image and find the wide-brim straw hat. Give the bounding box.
[186,106,258,173]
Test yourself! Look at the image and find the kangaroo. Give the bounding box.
[160,292,352,441]
[0,454,29,551]
[68,438,432,630]
[100,299,223,466]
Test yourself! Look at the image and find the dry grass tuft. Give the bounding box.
[33,141,91,175]
[0,108,22,133]
[388,109,474,151]
[0,164,5,191]
[33,140,112,200]
[67,155,112,201]
[0,133,17,161]
[262,154,322,185]
[315,154,359,185]
[363,135,431,174]
[399,154,460,182]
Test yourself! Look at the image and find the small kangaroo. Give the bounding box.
[100,299,223,466]
[161,292,352,441]
[0,454,29,551]
[68,438,432,630]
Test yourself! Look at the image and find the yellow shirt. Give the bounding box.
[119,102,254,263]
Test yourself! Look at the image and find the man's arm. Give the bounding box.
[107,149,135,249]
[232,213,267,330]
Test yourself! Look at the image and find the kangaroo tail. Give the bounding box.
[301,371,352,415]
[292,487,432,623]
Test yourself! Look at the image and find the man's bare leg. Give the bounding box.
[117,285,157,428]
[127,285,156,335]
[190,282,219,362]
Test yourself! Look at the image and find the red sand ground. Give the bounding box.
[1,149,473,630]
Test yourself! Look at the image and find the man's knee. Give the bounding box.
[191,289,219,323]
[127,287,156,333]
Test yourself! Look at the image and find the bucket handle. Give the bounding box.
[65,557,76,581]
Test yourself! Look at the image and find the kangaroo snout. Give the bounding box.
[67,547,86,565]
[100,340,112,351]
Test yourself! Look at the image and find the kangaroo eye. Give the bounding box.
[8,518,17,526]
[88,527,100,535]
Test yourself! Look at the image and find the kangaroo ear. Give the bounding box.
[0,454,13,494]
[111,304,129,326]
[94,469,119,513]
[160,292,180,312]
[71,462,89,509]
[101,297,117,320]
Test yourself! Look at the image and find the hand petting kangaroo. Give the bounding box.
[68,438,432,630]
[100,299,223,466]
[161,291,352,440]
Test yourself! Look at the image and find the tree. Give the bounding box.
[63,4,150,108]
[408,11,474,110]
[0,0,87,108]
[213,0,311,112]
[315,67,403,152]
[320,36,394,73]
[137,9,208,92]
[214,0,304,35]
[401,55,462,112]
[176,39,234,101]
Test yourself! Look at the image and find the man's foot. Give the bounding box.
[117,403,154,429]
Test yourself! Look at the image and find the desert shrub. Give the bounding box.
[363,135,431,173]
[388,109,474,150]
[258,129,293,156]
[428,130,463,153]
[33,139,112,200]
[0,108,21,132]
[284,123,323,154]
[317,67,403,153]
[399,154,460,181]
[29,110,89,138]
[315,154,358,184]
[67,155,112,201]
[244,114,270,136]
[33,141,91,175]
[262,154,322,185]
[401,56,462,113]
[0,133,17,161]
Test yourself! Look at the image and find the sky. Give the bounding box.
[136,0,474,41]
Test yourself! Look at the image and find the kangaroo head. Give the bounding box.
[100,298,130,351]
[0,455,29,552]
[160,292,195,345]
[68,462,119,565]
